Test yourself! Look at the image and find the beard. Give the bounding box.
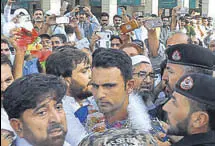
[167,116,190,136]
[69,79,92,101]
[138,90,156,104]
[134,82,155,102]
[22,120,67,146]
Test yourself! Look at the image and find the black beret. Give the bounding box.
[175,73,215,106]
[166,44,214,70]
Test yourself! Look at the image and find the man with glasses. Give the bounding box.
[131,55,168,119]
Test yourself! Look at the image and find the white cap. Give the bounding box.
[14,8,29,16]
[131,55,151,66]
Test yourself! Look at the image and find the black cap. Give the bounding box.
[166,44,214,70]
[175,73,215,106]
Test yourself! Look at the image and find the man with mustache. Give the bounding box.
[46,47,91,145]
[89,49,151,131]
[157,73,215,146]
[162,44,214,96]
[32,8,45,33]
[131,55,168,119]
[3,74,70,146]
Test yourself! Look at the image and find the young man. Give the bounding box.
[51,34,67,51]
[110,35,123,49]
[46,47,91,145]
[112,15,122,35]
[157,73,215,146]
[90,49,151,131]
[3,74,70,146]
[39,34,52,51]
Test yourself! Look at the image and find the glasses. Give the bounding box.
[133,71,157,79]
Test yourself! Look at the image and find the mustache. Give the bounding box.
[47,123,64,133]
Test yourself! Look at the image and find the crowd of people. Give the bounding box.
[1,0,215,146]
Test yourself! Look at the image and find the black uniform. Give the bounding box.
[173,131,215,146]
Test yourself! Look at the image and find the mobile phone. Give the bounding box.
[120,19,139,34]
[176,7,189,14]
[62,1,69,10]
[95,31,111,40]
[144,18,163,30]
[56,16,69,24]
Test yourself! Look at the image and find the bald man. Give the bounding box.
[166,32,190,47]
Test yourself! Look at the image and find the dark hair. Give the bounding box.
[1,54,12,69]
[202,17,208,20]
[110,35,123,44]
[33,8,44,15]
[39,34,51,39]
[3,73,67,119]
[65,25,74,34]
[1,39,10,46]
[188,99,215,131]
[132,39,144,49]
[101,12,109,18]
[92,49,132,83]
[151,14,157,17]
[51,34,67,43]
[179,16,185,21]
[113,15,122,20]
[46,47,89,78]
